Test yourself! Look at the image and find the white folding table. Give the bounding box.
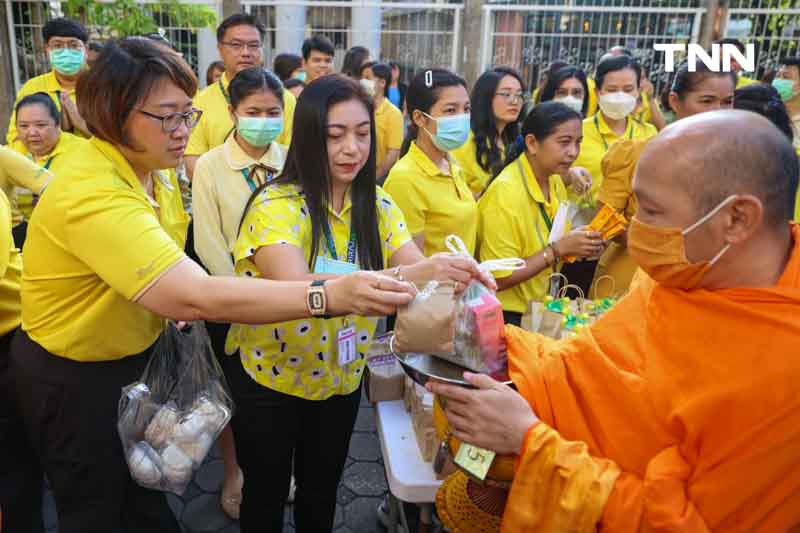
[376,400,443,533]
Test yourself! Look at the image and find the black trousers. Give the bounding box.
[9,330,180,533]
[0,328,44,533]
[228,354,361,533]
[503,311,523,327]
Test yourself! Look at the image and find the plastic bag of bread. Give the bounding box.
[118,321,233,495]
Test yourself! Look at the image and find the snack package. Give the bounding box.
[365,333,405,403]
[118,322,233,495]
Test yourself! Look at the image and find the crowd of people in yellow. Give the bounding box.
[0,12,798,533]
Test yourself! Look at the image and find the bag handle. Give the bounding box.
[558,283,585,300]
[444,234,525,273]
[590,275,617,300]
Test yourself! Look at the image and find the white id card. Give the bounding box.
[337,326,357,366]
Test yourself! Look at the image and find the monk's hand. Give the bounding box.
[565,166,592,196]
[427,372,539,455]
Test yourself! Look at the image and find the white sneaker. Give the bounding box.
[287,475,296,504]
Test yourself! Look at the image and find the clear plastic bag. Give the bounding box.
[118,321,233,495]
[452,280,506,375]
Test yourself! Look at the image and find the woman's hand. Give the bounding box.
[565,167,592,196]
[326,271,416,317]
[554,228,605,259]
[60,92,90,137]
[427,373,539,455]
[403,253,497,293]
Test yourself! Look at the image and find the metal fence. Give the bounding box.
[727,0,800,79]
[6,0,216,90]
[242,0,462,84]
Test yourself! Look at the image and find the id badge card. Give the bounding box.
[454,443,496,481]
[314,256,359,275]
[337,324,358,366]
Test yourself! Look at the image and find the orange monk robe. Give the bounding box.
[503,223,800,532]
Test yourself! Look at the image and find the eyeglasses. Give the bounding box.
[495,92,528,104]
[221,41,263,52]
[138,108,203,133]
[49,41,84,51]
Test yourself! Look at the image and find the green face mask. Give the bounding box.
[236,115,284,147]
[772,78,796,102]
[49,48,85,76]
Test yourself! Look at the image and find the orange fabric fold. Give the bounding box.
[504,223,800,532]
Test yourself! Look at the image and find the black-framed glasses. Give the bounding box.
[495,92,528,104]
[220,41,263,52]
[139,108,203,133]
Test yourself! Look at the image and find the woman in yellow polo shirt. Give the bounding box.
[191,66,287,519]
[479,102,604,326]
[594,63,736,297]
[359,61,404,180]
[451,67,526,196]
[225,75,488,532]
[538,66,589,117]
[8,39,417,533]
[14,92,87,229]
[384,68,478,256]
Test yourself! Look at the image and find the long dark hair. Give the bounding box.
[470,67,525,177]
[735,83,794,142]
[242,74,383,271]
[229,67,284,109]
[342,46,370,78]
[400,68,468,157]
[539,66,590,117]
[487,101,581,190]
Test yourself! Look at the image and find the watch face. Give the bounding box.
[309,289,325,311]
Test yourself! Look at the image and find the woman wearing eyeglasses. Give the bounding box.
[8,38,416,533]
[451,67,526,197]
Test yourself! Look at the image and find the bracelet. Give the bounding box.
[393,265,405,282]
[542,247,552,267]
[549,244,561,264]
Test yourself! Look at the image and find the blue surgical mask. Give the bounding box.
[772,78,796,102]
[236,115,284,147]
[49,48,85,76]
[422,112,470,152]
[294,71,307,82]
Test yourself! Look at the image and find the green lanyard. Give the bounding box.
[594,114,634,151]
[219,79,230,103]
[43,156,54,170]
[517,158,553,247]
[321,218,357,263]
[240,167,274,193]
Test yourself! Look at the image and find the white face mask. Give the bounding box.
[598,91,637,120]
[360,78,377,97]
[553,95,584,114]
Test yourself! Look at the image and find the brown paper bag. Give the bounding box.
[393,281,456,355]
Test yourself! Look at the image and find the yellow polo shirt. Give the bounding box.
[0,189,21,337]
[384,141,478,256]
[586,77,598,117]
[187,72,295,157]
[225,183,411,401]
[0,146,52,227]
[737,75,757,88]
[572,113,657,202]
[192,135,287,276]
[22,137,189,361]
[17,132,88,221]
[478,154,568,314]
[451,132,507,196]
[374,97,404,172]
[6,70,86,152]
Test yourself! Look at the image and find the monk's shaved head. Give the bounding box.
[638,110,798,226]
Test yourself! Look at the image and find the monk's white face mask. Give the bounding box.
[627,195,737,289]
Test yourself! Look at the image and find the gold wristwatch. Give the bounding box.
[307,279,328,317]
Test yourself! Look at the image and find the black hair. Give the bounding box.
[273,53,303,81]
[734,83,794,142]
[539,66,589,116]
[216,14,266,43]
[143,31,172,49]
[43,18,88,44]
[714,38,746,54]
[533,61,568,104]
[228,67,284,109]
[595,55,642,91]
[342,46,370,78]
[489,101,582,188]
[88,41,104,52]
[283,78,305,91]
[205,60,224,86]
[365,62,392,98]
[470,67,525,177]
[302,35,335,61]
[15,92,60,123]
[779,56,800,77]
[665,61,736,112]
[242,74,383,271]
[608,45,633,57]
[400,68,468,157]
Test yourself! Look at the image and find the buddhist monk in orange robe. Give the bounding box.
[430,110,800,532]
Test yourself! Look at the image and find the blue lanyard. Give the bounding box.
[240,167,273,193]
[321,218,357,263]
